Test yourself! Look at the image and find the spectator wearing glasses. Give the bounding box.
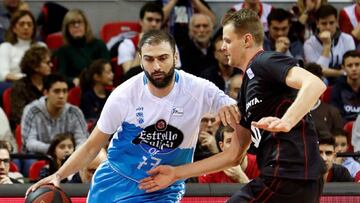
[56,9,110,87]
[0,141,21,184]
[10,46,52,127]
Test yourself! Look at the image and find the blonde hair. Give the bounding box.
[62,9,93,45]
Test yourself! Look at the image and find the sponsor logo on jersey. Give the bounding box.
[132,119,184,154]
[136,106,144,124]
[246,97,262,111]
[172,107,183,116]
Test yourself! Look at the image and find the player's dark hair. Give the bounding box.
[304,63,323,78]
[138,30,176,55]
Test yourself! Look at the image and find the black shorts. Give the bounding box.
[227,176,323,203]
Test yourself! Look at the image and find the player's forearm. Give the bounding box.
[56,127,108,180]
[282,75,326,127]
[162,0,178,22]
[174,125,251,180]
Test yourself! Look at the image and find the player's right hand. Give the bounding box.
[139,165,176,193]
[25,173,61,197]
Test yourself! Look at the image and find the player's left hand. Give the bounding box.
[251,116,292,132]
[217,104,240,128]
[139,165,176,193]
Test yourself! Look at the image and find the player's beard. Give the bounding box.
[144,63,175,89]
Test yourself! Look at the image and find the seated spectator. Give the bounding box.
[227,74,243,100]
[194,113,219,162]
[21,74,88,154]
[0,10,45,100]
[264,8,304,61]
[180,13,217,77]
[0,10,45,82]
[10,46,52,126]
[80,59,113,122]
[160,0,215,45]
[304,5,355,80]
[339,0,360,48]
[0,141,21,184]
[230,0,272,32]
[117,2,163,74]
[352,114,360,152]
[319,135,354,182]
[0,107,17,153]
[290,0,327,41]
[69,148,107,183]
[200,28,239,91]
[330,50,360,121]
[57,9,110,87]
[0,0,28,43]
[334,132,360,182]
[40,133,75,182]
[198,126,259,183]
[304,63,344,136]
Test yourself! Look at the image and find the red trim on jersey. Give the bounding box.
[301,119,309,179]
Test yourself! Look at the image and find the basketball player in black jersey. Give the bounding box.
[139,9,326,203]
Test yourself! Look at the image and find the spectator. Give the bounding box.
[10,46,52,126]
[198,126,259,183]
[319,135,353,182]
[200,28,238,91]
[194,113,220,162]
[180,13,216,77]
[330,50,360,121]
[230,0,272,32]
[227,74,243,100]
[0,0,28,43]
[79,59,113,122]
[21,74,88,154]
[339,0,360,48]
[118,2,163,74]
[304,4,355,80]
[69,148,107,183]
[40,133,75,182]
[352,114,360,152]
[0,10,44,99]
[0,141,21,184]
[264,8,304,61]
[334,132,360,182]
[0,108,17,153]
[0,10,44,83]
[160,0,215,44]
[291,0,327,41]
[57,9,110,87]
[304,63,344,136]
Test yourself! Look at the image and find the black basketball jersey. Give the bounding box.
[239,51,323,180]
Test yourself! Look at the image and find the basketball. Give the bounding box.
[25,184,72,203]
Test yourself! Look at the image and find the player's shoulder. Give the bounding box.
[177,69,215,90]
[111,72,144,97]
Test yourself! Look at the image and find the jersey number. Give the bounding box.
[137,156,161,170]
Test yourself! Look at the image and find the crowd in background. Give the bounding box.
[0,0,359,186]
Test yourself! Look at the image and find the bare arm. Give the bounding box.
[26,126,109,195]
[162,0,178,23]
[192,0,216,25]
[139,123,252,192]
[253,66,326,132]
